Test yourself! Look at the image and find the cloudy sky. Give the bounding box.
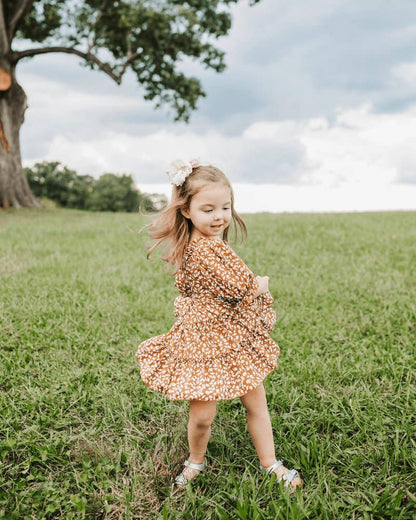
[18,0,416,213]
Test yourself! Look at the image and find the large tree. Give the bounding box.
[0,0,259,208]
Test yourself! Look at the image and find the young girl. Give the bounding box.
[136,159,303,492]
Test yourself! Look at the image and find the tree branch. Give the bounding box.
[10,46,122,84]
[118,51,141,78]
[8,0,35,42]
[126,29,132,58]
[0,0,9,52]
[87,0,108,53]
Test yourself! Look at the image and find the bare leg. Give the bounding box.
[181,400,217,481]
[240,383,302,489]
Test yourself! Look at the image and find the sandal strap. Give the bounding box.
[282,469,299,485]
[259,460,283,474]
[184,459,206,471]
[174,473,188,486]
[260,461,300,487]
[174,459,206,486]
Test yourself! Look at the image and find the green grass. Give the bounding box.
[1,208,415,519]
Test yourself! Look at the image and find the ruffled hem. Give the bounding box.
[136,331,280,401]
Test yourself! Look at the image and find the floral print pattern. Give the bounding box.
[136,236,280,401]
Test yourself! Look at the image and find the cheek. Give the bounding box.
[197,211,210,221]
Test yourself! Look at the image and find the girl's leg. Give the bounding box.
[181,399,217,481]
[240,382,302,488]
[239,383,276,467]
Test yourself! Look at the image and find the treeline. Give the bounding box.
[25,161,167,213]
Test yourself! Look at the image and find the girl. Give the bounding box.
[136,159,303,492]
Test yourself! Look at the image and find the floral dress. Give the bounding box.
[136,236,280,401]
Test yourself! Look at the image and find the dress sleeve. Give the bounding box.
[192,239,259,309]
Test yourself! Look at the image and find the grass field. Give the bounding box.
[1,208,415,519]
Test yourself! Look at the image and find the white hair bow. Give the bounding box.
[166,158,201,186]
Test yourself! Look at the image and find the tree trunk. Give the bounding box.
[0,59,40,208]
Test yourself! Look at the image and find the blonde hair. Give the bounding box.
[144,165,248,274]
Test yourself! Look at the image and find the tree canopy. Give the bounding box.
[0,0,261,208]
[6,0,260,121]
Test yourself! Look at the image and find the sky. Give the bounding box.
[17,0,416,213]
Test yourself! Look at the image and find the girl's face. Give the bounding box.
[181,183,232,240]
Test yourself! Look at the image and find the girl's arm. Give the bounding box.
[254,276,270,298]
[192,239,266,309]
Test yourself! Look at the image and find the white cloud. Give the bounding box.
[24,121,309,185]
[22,72,153,130]
[242,103,416,187]
[392,61,416,86]
[23,101,416,200]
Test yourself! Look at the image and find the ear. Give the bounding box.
[180,207,190,219]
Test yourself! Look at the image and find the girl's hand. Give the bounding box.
[254,276,269,297]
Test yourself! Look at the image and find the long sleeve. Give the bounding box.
[191,238,259,309]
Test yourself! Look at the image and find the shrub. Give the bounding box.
[86,173,141,212]
[25,162,164,213]
[25,162,94,209]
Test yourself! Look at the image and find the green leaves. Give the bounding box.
[13,0,65,43]
[9,0,263,121]
[86,172,141,212]
[24,161,162,212]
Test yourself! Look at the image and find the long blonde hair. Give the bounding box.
[144,164,248,274]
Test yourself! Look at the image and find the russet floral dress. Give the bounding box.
[136,236,280,401]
